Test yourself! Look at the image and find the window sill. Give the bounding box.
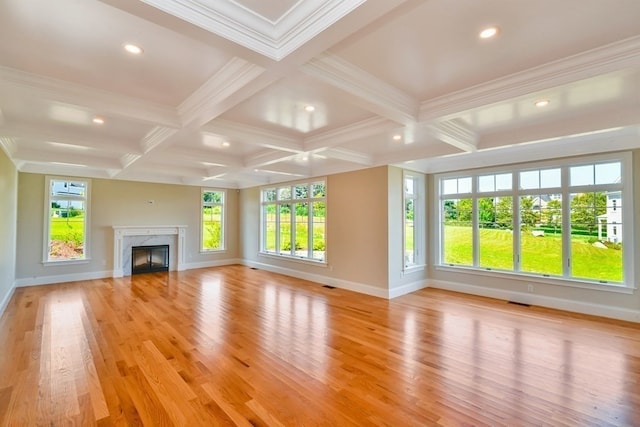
[43,258,91,267]
[402,264,426,276]
[435,264,635,294]
[200,249,227,255]
[259,252,328,267]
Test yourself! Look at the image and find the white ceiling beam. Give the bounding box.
[0,66,181,128]
[13,148,123,170]
[426,119,477,152]
[304,116,398,152]
[320,147,373,166]
[244,149,300,169]
[178,57,266,128]
[301,52,419,126]
[420,35,640,122]
[0,122,138,154]
[204,119,304,152]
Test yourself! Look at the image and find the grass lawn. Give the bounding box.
[444,225,622,282]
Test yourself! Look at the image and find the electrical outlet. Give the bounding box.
[146,199,155,205]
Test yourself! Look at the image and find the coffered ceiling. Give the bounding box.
[1,0,639,188]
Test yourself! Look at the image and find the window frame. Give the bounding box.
[260,178,327,264]
[434,152,634,291]
[43,176,91,265]
[200,188,226,253]
[403,170,426,272]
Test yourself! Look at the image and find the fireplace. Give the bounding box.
[131,245,169,274]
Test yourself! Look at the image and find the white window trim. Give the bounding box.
[260,178,327,264]
[43,176,91,265]
[403,170,426,272]
[434,152,634,290]
[200,188,226,253]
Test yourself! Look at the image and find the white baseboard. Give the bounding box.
[0,283,16,318]
[15,270,112,287]
[241,259,389,298]
[185,258,242,271]
[430,279,640,323]
[389,279,429,299]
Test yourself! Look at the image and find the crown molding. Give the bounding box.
[304,116,397,151]
[13,148,123,170]
[426,119,477,152]
[178,57,265,127]
[0,122,137,154]
[321,147,373,166]
[0,137,17,157]
[204,119,304,152]
[302,52,419,125]
[420,35,640,121]
[0,66,181,128]
[141,126,179,153]
[140,0,364,60]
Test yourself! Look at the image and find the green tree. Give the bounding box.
[457,199,472,222]
[478,198,495,226]
[571,192,606,234]
[443,200,457,221]
[520,196,538,229]
[543,198,562,232]
[495,196,513,229]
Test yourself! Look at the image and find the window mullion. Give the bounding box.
[561,166,571,278]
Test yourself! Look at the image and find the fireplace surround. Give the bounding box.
[112,225,187,277]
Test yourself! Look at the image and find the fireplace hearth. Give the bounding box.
[132,245,169,275]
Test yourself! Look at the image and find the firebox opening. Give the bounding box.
[132,245,169,275]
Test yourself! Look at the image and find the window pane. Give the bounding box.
[202,204,222,250]
[405,198,415,266]
[478,175,494,192]
[442,199,472,265]
[540,168,561,188]
[595,162,621,185]
[312,202,326,261]
[520,170,539,190]
[570,165,594,186]
[479,197,513,270]
[278,186,291,200]
[279,203,292,255]
[264,204,276,252]
[442,179,457,195]
[49,198,85,260]
[495,173,512,191]
[570,191,622,282]
[405,177,414,195]
[458,177,472,193]
[521,194,562,275]
[312,182,326,198]
[294,184,309,199]
[294,202,309,257]
[264,188,277,202]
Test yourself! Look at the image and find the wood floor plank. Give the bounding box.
[1,265,639,426]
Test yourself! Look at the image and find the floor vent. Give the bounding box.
[323,285,336,289]
[508,301,531,307]
[250,267,258,270]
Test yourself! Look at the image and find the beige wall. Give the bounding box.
[16,174,239,282]
[0,149,18,311]
[240,167,390,291]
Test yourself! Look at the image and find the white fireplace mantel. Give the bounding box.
[112,225,187,277]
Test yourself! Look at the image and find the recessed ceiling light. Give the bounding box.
[221,141,230,147]
[304,105,315,112]
[393,134,402,141]
[535,99,550,108]
[479,26,499,39]
[92,117,105,125]
[123,43,143,55]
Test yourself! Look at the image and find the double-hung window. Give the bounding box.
[44,176,90,262]
[201,189,225,251]
[261,179,326,262]
[436,152,633,288]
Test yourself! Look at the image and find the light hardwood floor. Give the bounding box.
[1,265,639,426]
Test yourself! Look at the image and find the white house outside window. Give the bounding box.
[436,152,633,288]
[44,176,90,262]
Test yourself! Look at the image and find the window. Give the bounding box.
[261,179,326,262]
[44,176,90,262]
[201,189,225,251]
[403,171,425,270]
[436,153,633,288]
